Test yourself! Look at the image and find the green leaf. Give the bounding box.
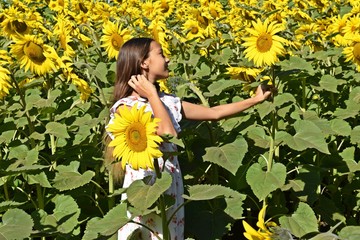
[340,147,360,173]
[203,137,248,175]
[279,202,318,238]
[126,172,172,211]
[53,170,95,191]
[94,62,108,83]
[278,120,330,154]
[317,74,346,93]
[0,208,34,240]
[206,79,243,97]
[25,172,52,188]
[246,162,286,201]
[0,201,26,212]
[278,56,315,76]
[183,184,246,219]
[350,126,360,145]
[338,226,360,240]
[195,62,211,78]
[246,126,270,148]
[33,194,80,235]
[330,119,352,136]
[45,122,70,139]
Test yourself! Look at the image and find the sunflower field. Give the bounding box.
[1,0,360,239]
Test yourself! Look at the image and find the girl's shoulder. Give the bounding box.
[110,96,147,114]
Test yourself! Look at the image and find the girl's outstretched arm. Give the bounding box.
[128,75,177,137]
[182,85,271,121]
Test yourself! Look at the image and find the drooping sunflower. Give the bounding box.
[242,205,277,240]
[106,103,163,170]
[53,15,75,57]
[100,21,132,60]
[242,18,287,67]
[10,35,59,76]
[343,36,360,71]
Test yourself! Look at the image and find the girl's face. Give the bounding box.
[142,41,170,83]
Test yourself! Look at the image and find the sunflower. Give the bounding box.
[182,18,206,41]
[100,21,132,60]
[343,15,360,39]
[106,103,163,170]
[1,6,31,38]
[343,36,360,71]
[242,205,277,240]
[0,66,12,99]
[226,66,263,82]
[242,19,287,67]
[10,35,59,76]
[53,16,75,57]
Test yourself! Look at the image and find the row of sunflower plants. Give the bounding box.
[0,0,360,239]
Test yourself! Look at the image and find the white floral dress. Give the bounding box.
[107,93,184,240]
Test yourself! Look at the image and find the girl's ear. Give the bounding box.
[141,60,149,70]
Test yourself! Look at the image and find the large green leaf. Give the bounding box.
[338,226,360,240]
[82,203,130,239]
[0,208,34,240]
[45,122,70,139]
[53,161,95,191]
[278,56,315,76]
[32,194,80,235]
[206,79,243,97]
[317,74,346,93]
[279,202,318,238]
[246,162,286,201]
[246,126,270,148]
[203,137,248,175]
[126,172,172,211]
[183,184,246,219]
[276,120,330,154]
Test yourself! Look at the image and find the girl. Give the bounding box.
[105,37,271,240]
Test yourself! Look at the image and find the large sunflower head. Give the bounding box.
[10,35,59,76]
[106,103,163,170]
[100,21,132,60]
[343,36,360,71]
[242,18,287,67]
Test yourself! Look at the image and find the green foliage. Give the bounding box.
[0,1,360,239]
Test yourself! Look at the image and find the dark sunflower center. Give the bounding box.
[256,33,273,53]
[23,41,46,64]
[12,20,28,33]
[126,122,147,152]
[161,2,169,13]
[111,33,123,50]
[353,42,360,61]
[191,26,199,34]
[58,0,64,7]
[79,3,88,13]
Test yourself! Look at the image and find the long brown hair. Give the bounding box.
[104,37,155,184]
[112,37,154,104]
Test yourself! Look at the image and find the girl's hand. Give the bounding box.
[128,75,157,99]
[254,84,272,103]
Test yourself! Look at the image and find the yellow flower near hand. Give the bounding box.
[106,103,163,170]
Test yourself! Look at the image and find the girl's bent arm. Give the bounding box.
[129,75,177,137]
[182,85,271,121]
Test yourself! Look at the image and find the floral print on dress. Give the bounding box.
[107,93,185,240]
